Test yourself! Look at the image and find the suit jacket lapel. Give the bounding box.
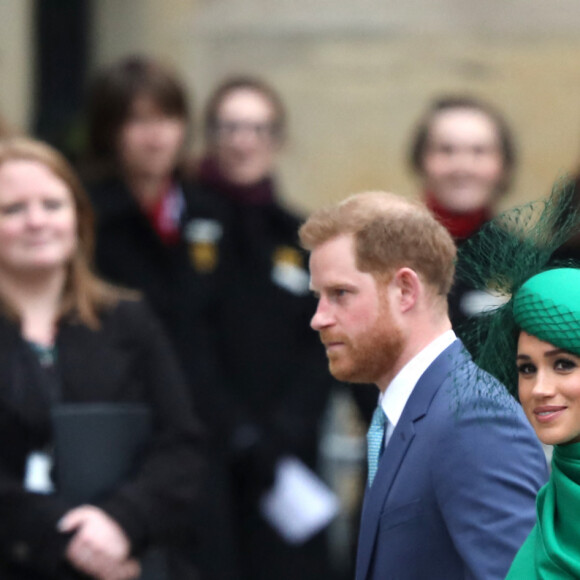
[356,417,416,580]
[356,340,463,580]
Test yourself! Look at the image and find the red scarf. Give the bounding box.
[425,191,492,242]
[197,156,275,206]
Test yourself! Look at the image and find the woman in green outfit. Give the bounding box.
[454,182,580,578]
[505,267,580,578]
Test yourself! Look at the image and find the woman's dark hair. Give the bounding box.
[203,75,287,144]
[409,95,517,193]
[86,55,190,169]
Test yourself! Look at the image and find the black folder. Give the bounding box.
[51,403,168,580]
[51,402,152,504]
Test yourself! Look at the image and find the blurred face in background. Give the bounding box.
[211,88,281,186]
[117,95,187,181]
[421,108,505,214]
[0,159,77,276]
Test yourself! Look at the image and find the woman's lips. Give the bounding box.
[533,406,566,423]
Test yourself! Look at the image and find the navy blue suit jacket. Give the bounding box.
[356,340,548,580]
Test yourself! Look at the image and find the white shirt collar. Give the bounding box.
[380,330,457,432]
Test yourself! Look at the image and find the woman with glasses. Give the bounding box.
[196,77,334,580]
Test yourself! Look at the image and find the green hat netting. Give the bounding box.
[456,179,580,398]
[513,269,580,357]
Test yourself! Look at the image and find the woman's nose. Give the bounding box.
[25,205,46,227]
[531,373,557,398]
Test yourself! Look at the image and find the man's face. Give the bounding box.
[421,108,505,213]
[211,88,281,186]
[309,234,405,387]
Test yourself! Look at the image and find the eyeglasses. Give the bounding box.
[212,121,280,141]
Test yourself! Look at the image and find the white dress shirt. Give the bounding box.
[379,330,457,445]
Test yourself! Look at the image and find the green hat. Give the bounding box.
[514,268,580,356]
[455,179,580,397]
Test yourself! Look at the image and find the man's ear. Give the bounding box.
[393,268,420,313]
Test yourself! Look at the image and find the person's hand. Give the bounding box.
[58,505,141,580]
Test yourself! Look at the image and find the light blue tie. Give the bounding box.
[367,406,387,486]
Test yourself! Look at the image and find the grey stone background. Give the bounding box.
[3,0,580,212]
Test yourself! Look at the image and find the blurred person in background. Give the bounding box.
[82,55,237,579]
[196,76,334,580]
[0,137,204,580]
[409,95,517,328]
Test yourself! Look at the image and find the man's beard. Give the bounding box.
[320,305,405,385]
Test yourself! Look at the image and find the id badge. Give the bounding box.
[24,451,55,494]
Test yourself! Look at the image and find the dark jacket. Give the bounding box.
[89,176,333,579]
[214,199,331,476]
[87,177,239,579]
[89,177,331,477]
[0,299,204,579]
[201,194,334,580]
[87,177,228,402]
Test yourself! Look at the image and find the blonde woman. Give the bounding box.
[0,137,203,580]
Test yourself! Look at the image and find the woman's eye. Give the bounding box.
[44,199,64,210]
[555,358,577,371]
[517,363,536,376]
[432,144,455,156]
[0,204,24,215]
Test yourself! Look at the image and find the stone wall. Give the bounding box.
[0,0,33,133]
[183,1,580,211]
[12,0,580,213]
